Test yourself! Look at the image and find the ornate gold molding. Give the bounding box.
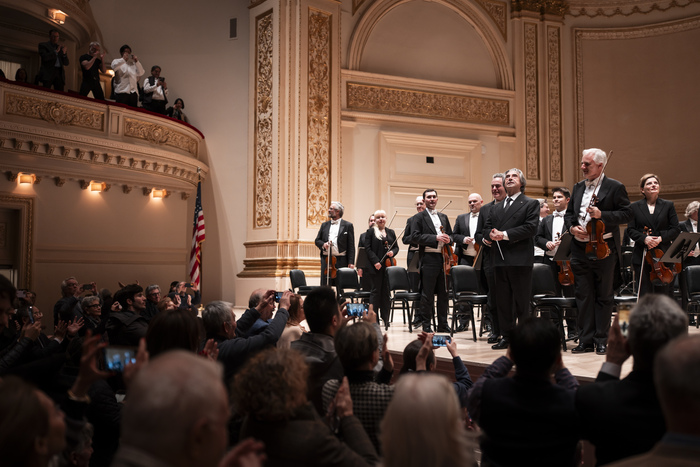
[569,0,700,17]
[346,82,510,126]
[512,0,569,16]
[238,240,322,278]
[254,10,274,229]
[5,93,104,131]
[307,10,332,228]
[476,0,508,40]
[547,26,563,182]
[524,22,540,180]
[0,193,33,288]
[124,118,197,156]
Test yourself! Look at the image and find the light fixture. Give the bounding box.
[89,181,105,192]
[152,189,166,199]
[48,9,68,24]
[107,69,115,77]
[18,173,36,184]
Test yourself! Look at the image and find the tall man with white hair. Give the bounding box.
[566,148,632,355]
[315,201,355,286]
[679,200,700,322]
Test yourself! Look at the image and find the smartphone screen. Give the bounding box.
[274,291,283,302]
[27,306,34,324]
[103,346,137,373]
[618,306,631,338]
[346,303,367,317]
[432,335,451,347]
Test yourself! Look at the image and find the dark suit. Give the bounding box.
[628,198,680,297]
[363,228,399,324]
[565,176,632,348]
[401,216,421,294]
[476,201,500,335]
[357,232,372,292]
[38,40,69,91]
[483,193,540,339]
[406,210,453,330]
[679,218,700,312]
[315,219,355,286]
[576,370,665,465]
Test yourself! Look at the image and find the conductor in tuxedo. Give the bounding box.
[565,148,632,355]
[314,201,355,286]
[627,174,680,298]
[405,189,453,332]
[483,168,540,349]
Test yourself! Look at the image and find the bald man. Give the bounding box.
[453,193,484,267]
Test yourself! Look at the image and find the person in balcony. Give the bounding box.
[38,29,69,91]
[166,98,189,123]
[15,68,28,83]
[142,65,168,114]
[110,44,144,108]
[79,42,106,100]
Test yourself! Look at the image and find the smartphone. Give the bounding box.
[274,291,283,302]
[103,346,137,373]
[618,305,632,338]
[432,335,451,347]
[82,284,93,291]
[27,305,34,324]
[159,77,165,81]
[346,303,368,317]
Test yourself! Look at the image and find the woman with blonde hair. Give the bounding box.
[277,293,306,349]
[381,373,473,467]
[363,209,399,329]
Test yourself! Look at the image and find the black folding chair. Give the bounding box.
[289,269,317,296]
[386,266,422,333]
[336,268,371,304]
[530,263,577,351]
[450,265,485,341]
[685,265,700,328]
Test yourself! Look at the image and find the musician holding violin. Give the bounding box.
[627,174,680,298]
[362,210,399,329]
[314,201,355,286]
[404,189,454,333]
[566,148,632,355]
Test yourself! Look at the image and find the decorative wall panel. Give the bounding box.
[254,10,274,229]
[524,22,540,179]
[547,25,563,182]
[6,93,104,130]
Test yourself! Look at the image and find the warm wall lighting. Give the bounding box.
[152,189,166,199]
[48,9,68,24]
[18,173,36,184]
[90,181,105,192]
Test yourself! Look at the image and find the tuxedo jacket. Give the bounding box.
[315,219,355,267]
[482,194,540,267]
[679,218,696,234]
[453,212,483,263]
[405,210,453,259]
[565,176,632,264]
[627,198,680,267]
[534,213,567,252]
[38,41,69,83]
[362,228,399,274]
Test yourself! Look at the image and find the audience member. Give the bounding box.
[113,350,264,467]
[168,280,201,313]
[58,420,93,467]
[322,319,394,453]
[80,295,105,336]
[233,348,379,466]
[0,276,42,372]
[142,65,168,114]
[143,284,161,322]
[166,98,189,123]
[467,317,580,466]
[157,297,176,313]
[111,45,144,107]
[576,294,688,465]
[290,286,346,415]
[381,373,473,467]
[241,288,275,337]
[201,291,289,382]
[38,29,69,91]
[105,284,149,346]
[15,304,83,366]
[277,293,306,348]
[15,67,28,83]
[609,334,700,465]
[145,308,201,358]
[54,276,84,325]
[79,42,106,100]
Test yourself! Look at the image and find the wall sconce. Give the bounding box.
[152,189,166,199]
[90,181,105,192]
[48,9,68,24]
[18,173,36,185]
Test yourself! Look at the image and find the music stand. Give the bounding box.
[355,247,370,270]
[660,232,700,264]
[553,232,573,262]
[408,249,420,273]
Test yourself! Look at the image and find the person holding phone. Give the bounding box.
[142,65,168,114]
[110,44,144,107]
[363,209,399,330]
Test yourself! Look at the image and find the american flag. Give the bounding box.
[189,181,205,287]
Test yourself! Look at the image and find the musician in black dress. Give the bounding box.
[363,210,399,329]
[627,174,680,298]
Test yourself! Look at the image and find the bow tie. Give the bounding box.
[330,220,339,225]
[553,211,565,218]
[471,213,479,218]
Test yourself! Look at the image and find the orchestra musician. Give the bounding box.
[314,201,355,286]
[679,201,700,323]
[475,174,507,343]
[566,148,632,355]
[482,168,539,350]
[533,198,550,263]
[627,174,680,298]
[363,210,399,329]
[405,189,453,333]
[403,196,427,328]
[357,214,376,292]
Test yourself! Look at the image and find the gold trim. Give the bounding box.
[124,118,198,156]
[569,0,699,17]
[476,0,508,40]
[524,22,540,180]
[238,240,322,278]
[254,10,274,229]
[5,93,104,131]
[547,25,563,182]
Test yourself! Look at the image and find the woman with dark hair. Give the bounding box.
[277,293,306,349]
[145,309,200,357]
[15,67,28,83]
[627,173,680,298]
[363,209,399,329]
[233,348,378,466]
[166,98,188,123]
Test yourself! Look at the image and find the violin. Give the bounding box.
[325,240,337,281]
[555,233,575,286]
[383,240,397,268]
[440,225,458,276]
[584,194,611,261]
[642,227,679,285]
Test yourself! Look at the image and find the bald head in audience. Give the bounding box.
[118,351,229,467]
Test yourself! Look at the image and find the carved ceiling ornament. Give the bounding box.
[124,118,197,156]
[5,93,104,130]
[524,22,540,180]
[476,0,508,39]
[547,25,563,182]
[512,0,569,16]
[347,82,510,126]
[569,0,699,17]
[306,10,332,227]
[254,10,274,229]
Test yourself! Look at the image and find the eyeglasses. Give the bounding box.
[85,303,101,308]
[148,292,161,296]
